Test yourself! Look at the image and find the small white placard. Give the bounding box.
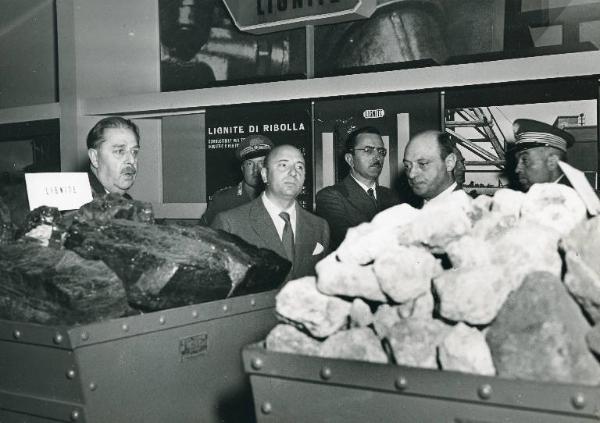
[559,161,600,216]
[25,172,93,211]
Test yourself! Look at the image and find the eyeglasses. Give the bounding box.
[111,146,140,160]
[353,146,387,157]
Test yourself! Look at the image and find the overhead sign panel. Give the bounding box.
[222,0,377,34]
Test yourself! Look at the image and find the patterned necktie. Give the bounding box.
[367,187,378,208]
[279,211,295,261]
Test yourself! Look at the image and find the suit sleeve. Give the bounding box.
[321,219,331,256]
[315,188,350,249]
[200,194,223,226]
[210,211,231,233]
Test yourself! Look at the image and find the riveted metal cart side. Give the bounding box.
[0,290,278,423]
[242,343,600,423]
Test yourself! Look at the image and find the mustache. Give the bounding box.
[122,166,136,174]
[370,160,383,168]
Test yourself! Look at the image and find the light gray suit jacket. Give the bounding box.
[211,197,330,281]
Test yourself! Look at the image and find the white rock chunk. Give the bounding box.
[319,328,388,363]
[433,265,513,325]
[276,277,351,338]
[266,324,322,356]
[374,245,441,303]
[438,322,495,376]
[445,235,492,268]
[349,298,374,328]
[490,222,562,290]
[316,252,386,302]
[520,183,586,235]
[388,319,451,369]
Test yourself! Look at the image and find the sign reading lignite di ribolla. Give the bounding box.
[222,0,376,34]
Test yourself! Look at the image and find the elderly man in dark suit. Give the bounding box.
[211,144,330,281]
[86,116,140,200]
[316,126,400,249]
[512,118,575,191]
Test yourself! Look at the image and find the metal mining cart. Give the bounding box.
[0,290,277,423]
[243,343,600,422]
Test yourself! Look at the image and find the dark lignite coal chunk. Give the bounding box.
[74,193,154,225]
[65,219,290,311]
[0,242,132,325]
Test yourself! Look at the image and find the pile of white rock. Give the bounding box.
[266,184,600,386]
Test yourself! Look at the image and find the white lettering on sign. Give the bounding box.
[363,109,385,119]
[262,122,306,132]
[257,0,341,15]
[207,126,245,135]
[25,173,93,211]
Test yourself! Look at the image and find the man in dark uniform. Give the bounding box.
[200,134,274,226]
[512,118,575,191]
[316,126,400,250]
[87,117,140,199]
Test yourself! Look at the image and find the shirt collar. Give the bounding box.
[350,174,377,196]
[423,182,457,206]
[261,192,297,235]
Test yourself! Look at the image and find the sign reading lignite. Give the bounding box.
[222,0,376,34]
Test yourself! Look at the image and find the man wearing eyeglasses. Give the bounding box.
[403,130,459,207]
[86,117,140,200]
[316,126,400,250]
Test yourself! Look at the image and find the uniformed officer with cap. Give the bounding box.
[200,134,274,226]
[512,118,575,191]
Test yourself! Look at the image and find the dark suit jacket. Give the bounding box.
[211,197,330,281]
[88,170,132,200]
[199,182,253,226]
[315,175,400,249]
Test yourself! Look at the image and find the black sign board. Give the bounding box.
[205,101,313,209]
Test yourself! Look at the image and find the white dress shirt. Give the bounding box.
[262,192,297,240]
[423,182,458,207]
[350,174,377,200]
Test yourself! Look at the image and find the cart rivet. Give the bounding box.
[223,305,229,312]
[66,369,76,379]
[121,323,129,332]
[159,316,166,325]
[13,330,21,340]
[395,376,408,390]
[192,310,198,318]
[80,331,89,341]
[250,299,256,306]
[53,333,64,344]
[70,410,80,421]
[251,357,264,370]
[320,367,332,380]
[89,382,97,391]
[261,402,272,414]
[572,393,586,409]
[478,384,492,400]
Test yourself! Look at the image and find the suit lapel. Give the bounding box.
[343,176,377,218]
[249,198,288,260]
[293,204,314,272]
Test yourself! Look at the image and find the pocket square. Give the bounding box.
[312,242,324,255]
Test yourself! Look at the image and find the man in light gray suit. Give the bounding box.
[211,144,330,281]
